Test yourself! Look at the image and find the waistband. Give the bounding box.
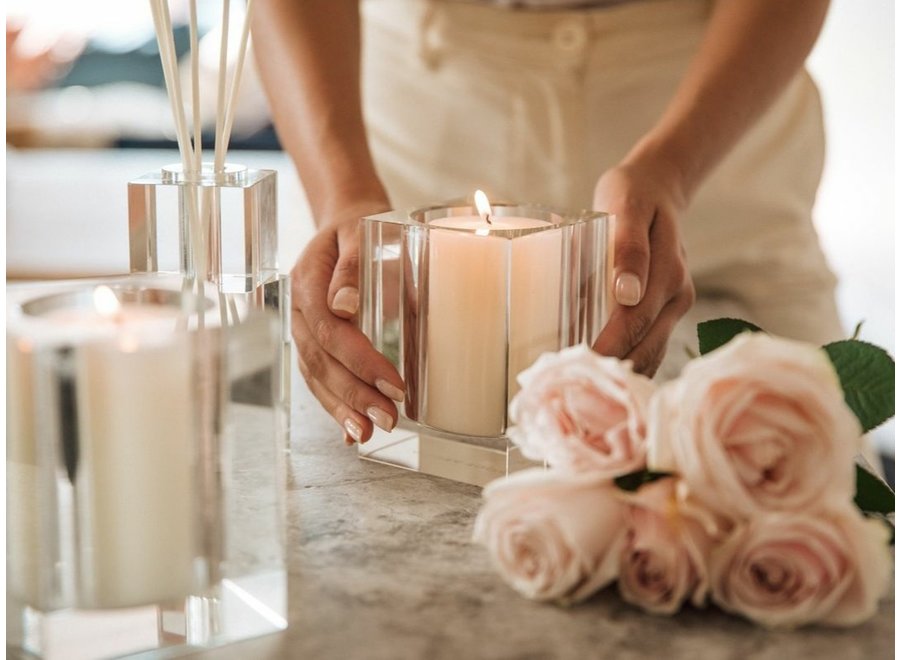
[363,0,712,39]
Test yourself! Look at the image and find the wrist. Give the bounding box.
[316,184,391,232]
[298,136,389,227]
[623,130,701,209]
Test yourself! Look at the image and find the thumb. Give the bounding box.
[328,223,361,319]
[611,211,651,307]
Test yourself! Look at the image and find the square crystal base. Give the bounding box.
[12,572,286,660]
[358,418,540,488]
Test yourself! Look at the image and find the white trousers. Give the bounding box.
[360,0,844,379]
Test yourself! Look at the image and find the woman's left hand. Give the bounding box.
[591,152,695,376]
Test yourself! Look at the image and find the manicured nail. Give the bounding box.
[332,287,359,315]
[366,406,394,432]
[343,418,363,443]
[615,272,642,307]
[376,378,405,403]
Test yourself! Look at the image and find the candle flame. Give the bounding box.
[93,286,121,319]
[474,189,492,225]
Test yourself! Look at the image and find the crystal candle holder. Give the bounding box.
[6,275,287,660]
[359,201,612,486]
[128,163,290,452]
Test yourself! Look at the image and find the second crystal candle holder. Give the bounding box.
[6,275,287,659]
[359,199,612,486]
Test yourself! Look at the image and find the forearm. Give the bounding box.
[251,0,386,224]
[628,0,830,203]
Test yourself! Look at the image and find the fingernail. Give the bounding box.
[376,378,405,403]
[332,287,359,315]
[366,406,394,432]
[343,418,363,443]
[615,272,642,306]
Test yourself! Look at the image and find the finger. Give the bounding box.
[593,213,683,358]
[293,308,398,433]
[593,301,659,360]
[328,223,361,319]
[610,204,652,307]
[293,236,406,400]
[624,289,694,376]
[296,294,404,400]
[304,367,372,444]
[292,307,376,444]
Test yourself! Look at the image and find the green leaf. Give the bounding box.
[854,464,895,515]
[697,318,764,355]
[824,340,895,432]
[614,469,671,492]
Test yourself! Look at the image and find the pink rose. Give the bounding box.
[472,469,626,603]
[647,333,862,517]
[618,478,724,615]
[709,507,892,628]
[509,345,656,477]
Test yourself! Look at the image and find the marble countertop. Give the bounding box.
[191,370,895,660]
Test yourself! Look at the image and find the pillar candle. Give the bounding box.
[76,332,194,608]
[7,287,196,609]
[425,216,561,436]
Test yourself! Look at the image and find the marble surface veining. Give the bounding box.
[187,363,895,660]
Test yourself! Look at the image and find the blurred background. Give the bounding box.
[6,1,895,475]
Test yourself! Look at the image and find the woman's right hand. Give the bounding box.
[251,1,405,443]
[292,198,406,445]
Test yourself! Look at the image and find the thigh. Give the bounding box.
[657,263,843,384]
[693,231,844,345]
[655,293,752,382]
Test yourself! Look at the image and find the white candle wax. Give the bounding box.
[7,335,40,606]
[77,332,194,608]
[8,293,195,609]
[425,216,562,436]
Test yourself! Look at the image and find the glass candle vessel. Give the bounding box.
[359,201,612,486]
[127,163,290,452]
[6,275,287,659]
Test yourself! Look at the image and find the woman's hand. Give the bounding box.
[292,198,406,444]
[591,152,695,376]
[588,0,833,377]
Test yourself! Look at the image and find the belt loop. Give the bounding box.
[418,2,443,70]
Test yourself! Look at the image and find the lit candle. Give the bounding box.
[424,192,562,436]
[7,285,196,609]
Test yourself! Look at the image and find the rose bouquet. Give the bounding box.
[473,319,895,628]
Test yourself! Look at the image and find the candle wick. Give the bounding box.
[484,212,492,226]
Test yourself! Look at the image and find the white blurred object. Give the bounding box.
[6,0,151,51]
[808,0,894,455]
[6,149,313,281]
[7,84,173,147]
